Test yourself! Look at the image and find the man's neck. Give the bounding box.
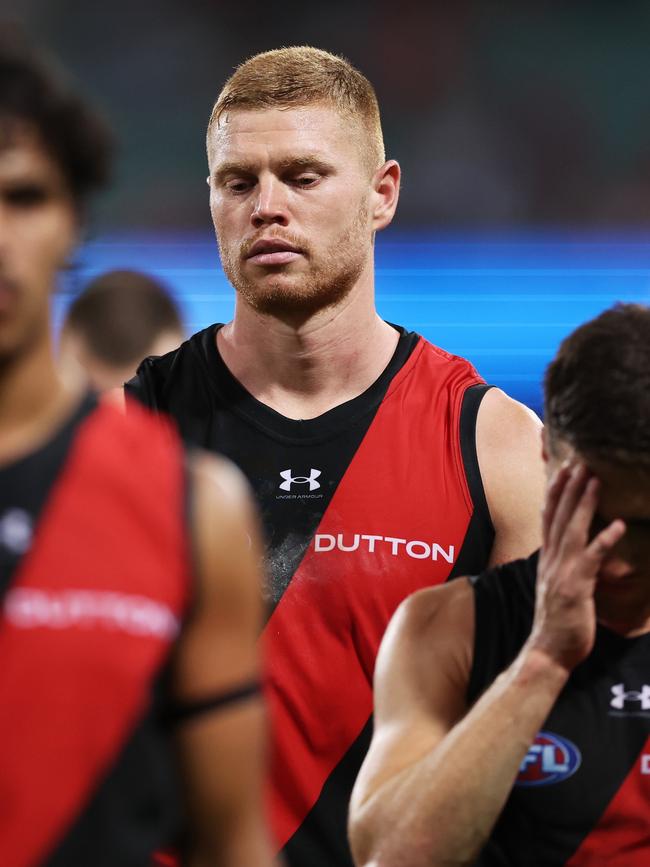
[0,336,81,466]
[217,289,401,420]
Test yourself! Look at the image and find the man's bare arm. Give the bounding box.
[476,388,545,566]
[172,453,275,867]
[349,465,625,867]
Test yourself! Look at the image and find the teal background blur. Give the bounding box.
[55,231,650,417]
[9,1,650,414]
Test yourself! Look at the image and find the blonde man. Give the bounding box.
[127,46,545,867]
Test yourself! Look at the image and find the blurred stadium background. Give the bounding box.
[12,0,650,415]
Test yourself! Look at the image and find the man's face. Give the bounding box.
[587,459,650,627]
[207,104,383,319]
[546,437,650,630]
[0,126,76,366]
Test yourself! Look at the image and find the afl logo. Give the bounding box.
[515,731,581,787]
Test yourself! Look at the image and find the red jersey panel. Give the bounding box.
[264,337,485,849]
[0,400,189,867]
[128,323,494,865]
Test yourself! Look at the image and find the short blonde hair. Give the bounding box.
[207,46,385,171]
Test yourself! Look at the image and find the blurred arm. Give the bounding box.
[172,452,275,867]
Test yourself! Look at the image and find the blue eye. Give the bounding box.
[225,178,255,194]
[294,175,319,187]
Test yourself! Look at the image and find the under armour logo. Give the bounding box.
[610,683,650,711]
[279,469,321,492]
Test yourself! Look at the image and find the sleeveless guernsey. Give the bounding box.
[469,553,650,866]
[0,396,189,867]
[128,322,495,866]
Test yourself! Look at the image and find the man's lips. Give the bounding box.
[245,239,303,266]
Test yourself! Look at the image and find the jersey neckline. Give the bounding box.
[0,392,97,486]
[194,322,420,445]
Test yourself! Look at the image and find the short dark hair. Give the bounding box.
[0,23,113,211]
[64,270,183,366]
[545,303,650,464]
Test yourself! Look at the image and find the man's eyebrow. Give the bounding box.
[211,160,258,182]
[212,154,335,182]
[275,155,335,173]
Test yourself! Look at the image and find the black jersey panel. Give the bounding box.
[0,393,96,594]
[447,384,495,580]
[128,324,420,615]
[468,552,650,865]
[282,717,372,867]
[466,552,538,705]
[44,677,183,867]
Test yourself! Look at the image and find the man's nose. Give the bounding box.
[251,176,289,228]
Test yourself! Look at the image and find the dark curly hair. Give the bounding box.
[545,303,650,465]
[0,22,113,212]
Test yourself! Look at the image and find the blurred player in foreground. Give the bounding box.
[0,28,273,867]
[350,303,650,866]
[59,269,184,392]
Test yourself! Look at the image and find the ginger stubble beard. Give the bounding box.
[217,201,371,320]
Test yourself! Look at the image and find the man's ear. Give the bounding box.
[371,160,400,232]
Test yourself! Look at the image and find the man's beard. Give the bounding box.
[218,205,370,319]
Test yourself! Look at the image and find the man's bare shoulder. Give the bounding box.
[476,388,545,565]
[190,449,252,515]
[186,449,261,613]
[375,579,475,715]
[390,579,474,646]
[478,387,542,447]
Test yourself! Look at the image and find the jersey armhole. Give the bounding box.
[466,574,492,706]
[459,383,496,551]
[465,553,539,706]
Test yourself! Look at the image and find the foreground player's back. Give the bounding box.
[0,396,273,866]
[0,28,274,866]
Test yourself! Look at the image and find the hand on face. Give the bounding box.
[528,463,626,673]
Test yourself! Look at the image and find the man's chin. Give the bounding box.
[235,280,350,320]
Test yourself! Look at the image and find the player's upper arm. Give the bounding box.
[351,579,474,821]
[476,388,545,567]
[174,452,263,701]
[171,452,273,866]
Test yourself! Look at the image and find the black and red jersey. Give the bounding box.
[0,395,189,867]
[128,322,495,866]
[469,553,650,866]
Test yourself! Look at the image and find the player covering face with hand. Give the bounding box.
[350,303,650,867]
